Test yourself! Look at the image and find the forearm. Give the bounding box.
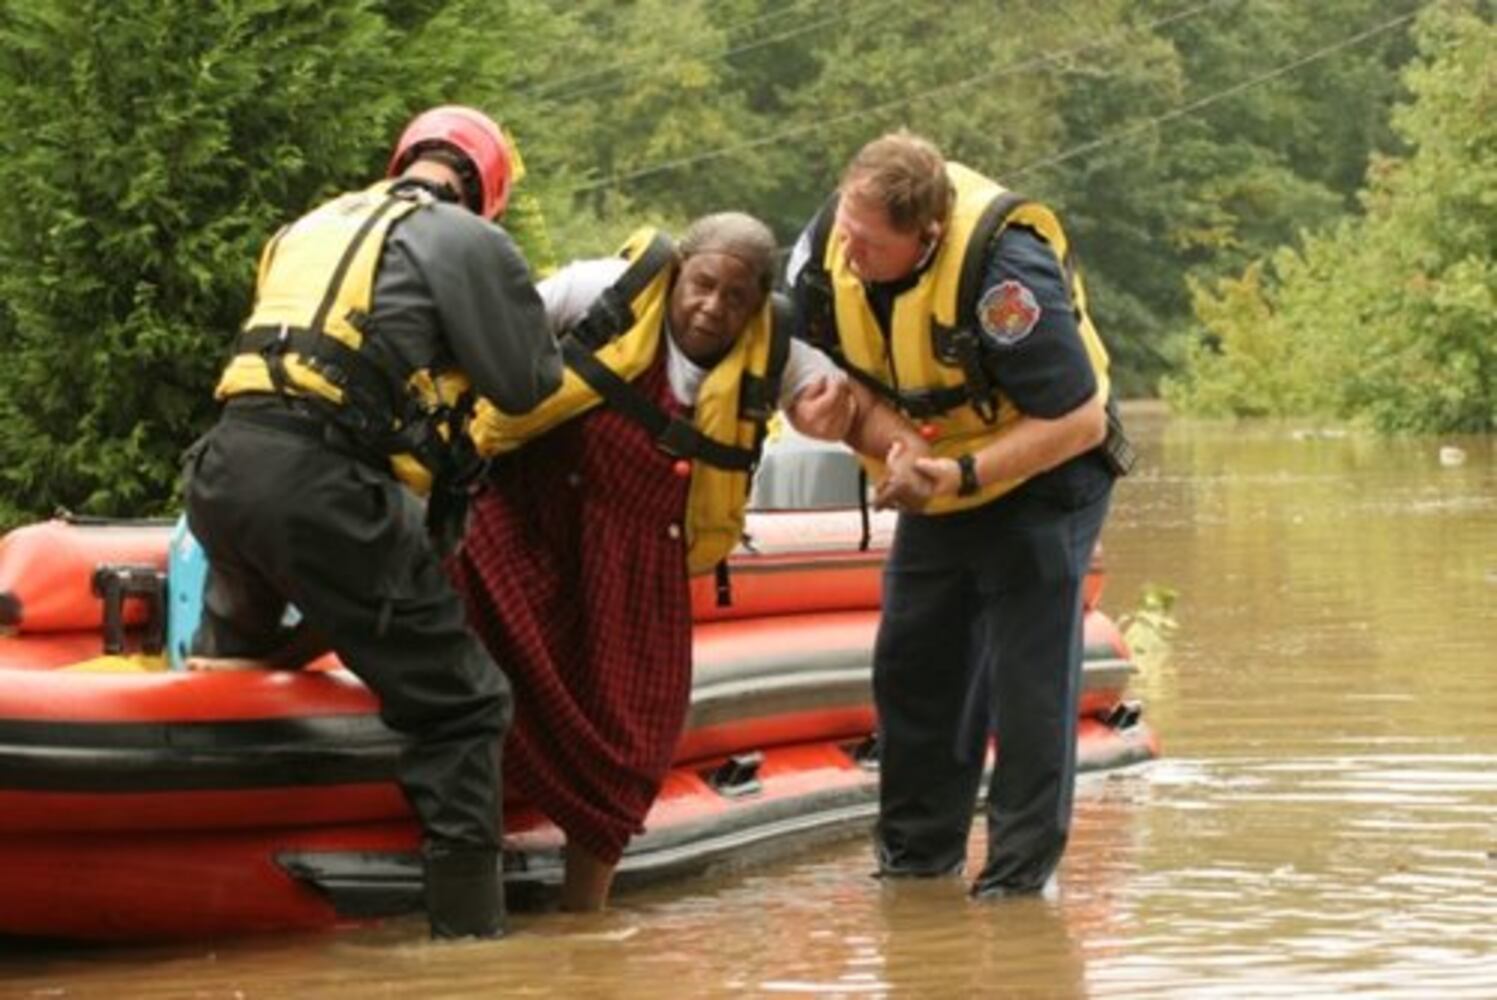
[841,380,926,459]
[971,391,1106,487]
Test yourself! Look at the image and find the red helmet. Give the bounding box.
[387,105,514,220]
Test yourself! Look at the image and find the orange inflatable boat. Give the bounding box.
[0,500,1157,942]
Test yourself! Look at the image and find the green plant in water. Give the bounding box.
[1119,582,1180,666]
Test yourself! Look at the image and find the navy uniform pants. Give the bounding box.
[184,408,511,936]
[872,477,1111,894]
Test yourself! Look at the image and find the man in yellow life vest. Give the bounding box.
[787,130,1131,899]
[454,212,919,911]
[183,105,562,939]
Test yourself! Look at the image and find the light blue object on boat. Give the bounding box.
[166,516,303,671]
[166,516,206,671]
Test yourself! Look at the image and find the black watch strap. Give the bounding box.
[957,452,981,497]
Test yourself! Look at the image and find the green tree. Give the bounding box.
[1328,2,1496,432]
[0,0,550,528]
[516,0,1427,400]
[1041,0,1421,394]
[1167,2,1495,432]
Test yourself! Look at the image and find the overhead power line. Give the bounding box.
[517,0,818,99]
[521,0,890,104]
[761,7,1419,252]
[1004,10,1420,180]
[569,0,1240,196]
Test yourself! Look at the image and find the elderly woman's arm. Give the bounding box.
[779,344,934,509]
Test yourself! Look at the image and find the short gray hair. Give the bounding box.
[678,211,778,294]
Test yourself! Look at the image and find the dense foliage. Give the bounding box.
[1166,3,1495,432]
[0,0,1484,526]
[0,0,550,525]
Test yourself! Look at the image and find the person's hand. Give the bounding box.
[911,455,962,498]
[873,439,936,512]
[788,375,857,441]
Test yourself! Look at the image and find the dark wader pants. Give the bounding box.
[872,480,1111,893]
[184,411,511,938]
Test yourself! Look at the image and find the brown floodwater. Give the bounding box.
[3,409,1494,998]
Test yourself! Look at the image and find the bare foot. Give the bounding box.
[560,844,617,912]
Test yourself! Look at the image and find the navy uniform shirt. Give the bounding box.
[976,225,1096,418]
[974,225,1111,507]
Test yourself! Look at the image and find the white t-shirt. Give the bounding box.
[537,258,842,409]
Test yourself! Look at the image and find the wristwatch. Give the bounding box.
[956,453,981,497]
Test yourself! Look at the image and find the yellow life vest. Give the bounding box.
[214,180,475,497]
[470,228,786,575]
[820,163,1111,514]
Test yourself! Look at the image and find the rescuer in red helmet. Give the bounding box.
[183,106,562,939]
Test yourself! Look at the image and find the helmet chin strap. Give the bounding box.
[429,180,466,207]
[395,174,466,209]
[401,157,476,213]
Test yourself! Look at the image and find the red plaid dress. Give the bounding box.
[449,354,693,864]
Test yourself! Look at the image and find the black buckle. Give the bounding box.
[897,391,949,420]
[656,418,698,458]
[1101,403,1136,477]
[261,322,291,355]
[738,376,773,422]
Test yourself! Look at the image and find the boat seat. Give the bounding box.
[749,427,863,511]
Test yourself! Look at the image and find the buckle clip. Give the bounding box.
[656,418,697,458]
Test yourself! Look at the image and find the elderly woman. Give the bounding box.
[451,213,910,910]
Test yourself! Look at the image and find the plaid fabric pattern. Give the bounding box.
[450,354,693,863]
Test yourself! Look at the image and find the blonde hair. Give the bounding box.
[839,129,952,233]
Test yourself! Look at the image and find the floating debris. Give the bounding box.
[1290,427,1348,441]
[1438,446,1467,467]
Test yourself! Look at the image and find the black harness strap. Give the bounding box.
[856,466,872,552]
[738,291,794,447]
[309,193,408,337]
[939,191,1029,425]
[954,192,1028,325]
[570,232,677,349]
[714,561,733,608]
[235,325,400,432]
[560,338,758,472]
[845,366,972,420]
[794,195,842,355]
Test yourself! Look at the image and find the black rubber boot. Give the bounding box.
[423,846,504,940]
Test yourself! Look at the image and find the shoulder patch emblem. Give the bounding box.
[978,279,1042,346]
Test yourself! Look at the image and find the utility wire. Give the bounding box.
[531,0,907,106]
[518,0,862,102]
[517,0,820,99]
[1003,9,1419,179]
[569,0,1239,196]
[768,7,1418,252]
